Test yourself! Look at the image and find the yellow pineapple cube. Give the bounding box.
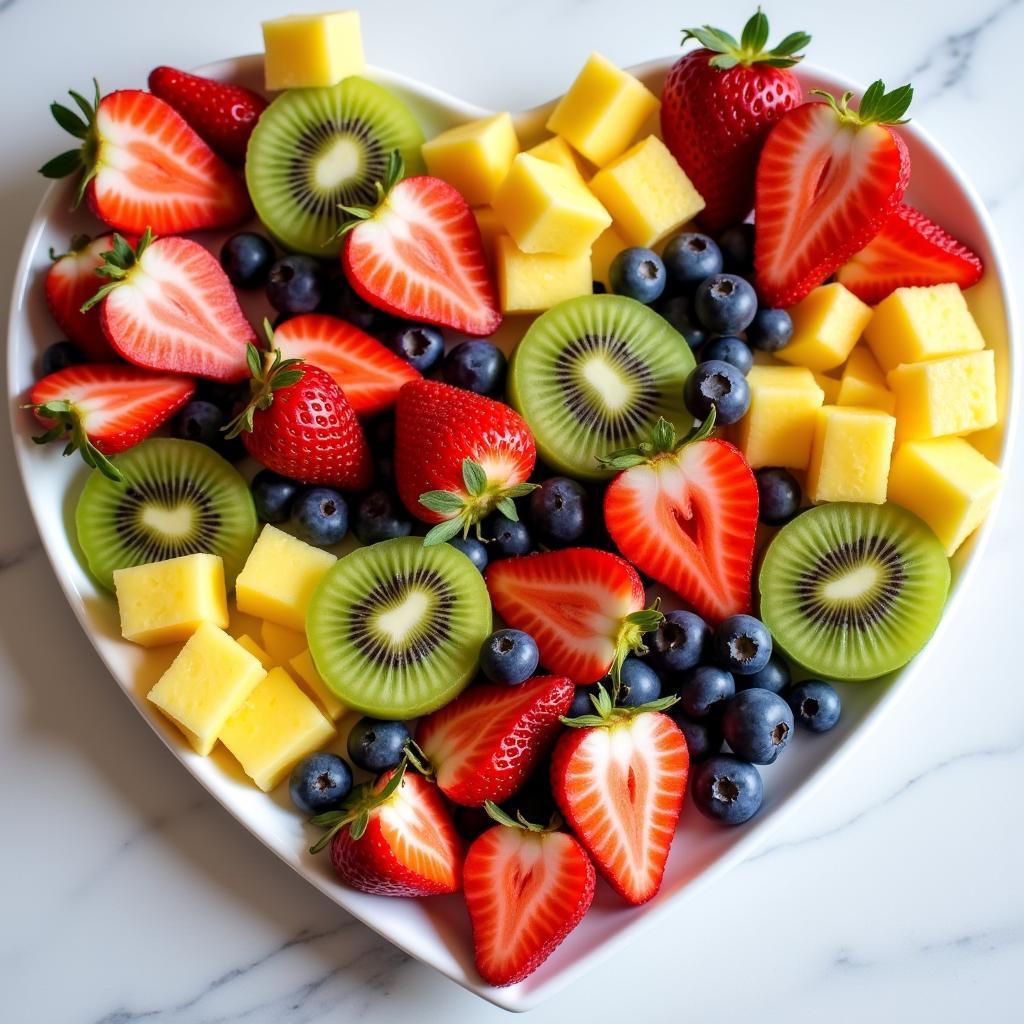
[776,284,873,372]
[259,620,308,665]
[813,372,842,405]
[546,53,659,166]
[837,346,896,414]
[864,282,986,374]
[495,235,592,314]
[421,113,520,206]
[591,224,628,289]
[887,350,997,442]
[289,648,347,721]
[887,438,1004,555]
[235,525,336,632]
[472,206,503,269]
[262,11,364,91]
[219,667,336,792]
[147,623,267,755]
[234,635,274,670]
[525,136,591,183]
[736,366,825,470]
[113,553,228,648]
[806,406,896,504]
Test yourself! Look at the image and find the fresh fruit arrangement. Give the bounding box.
[21,5,1007,991]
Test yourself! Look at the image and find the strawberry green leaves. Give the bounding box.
[309,758,409,854]
[224,328,307,439]
[80,229,155,312]
[811,80,914,127]
[683,9,811,70]
[26,399,123,482]
[598,410,717,470]
[560,680,678,729]
[40,80,102,206]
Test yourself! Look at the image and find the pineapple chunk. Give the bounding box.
[234,635,274,670]
[289,648,347,721]
[113,553,228,648]
[147,623,267,756]
[472,206,503,269]
[422,113,520,206]
[776,283,873,372]
[495,235,592,313]
[219,667,336,792]
[813,372,841,405]
[887,350,997,442]
[259,620,308,665]
[545,53,659,166]
[262,11,364,91]
[864,282,986,374]
[837,346,896,414]
[887,438,1004,555]
[591,224,628,289]
[525,136,591,183]
[806,406,896,504]
[235,525,336,632]
[589,136,705,247]
[736,366,825,470]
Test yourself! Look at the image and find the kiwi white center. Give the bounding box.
[375,589,430,643]
[141,503,196,539]
[823,564,880,602]
[314,137,364,190]
[582,356,630,410]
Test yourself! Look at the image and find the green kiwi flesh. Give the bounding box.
[306,537,492,718]
[75,439,257,593]
[508,294,696,480]
[759,502,950,680]
[246,76,424,257]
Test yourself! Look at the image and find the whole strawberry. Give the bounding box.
[661,10,810,234]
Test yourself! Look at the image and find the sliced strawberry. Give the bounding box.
[416,676,574,806]
[44,234,120,360]
[272,313,420,418]
[754,81,913,308]
[837,203,984,304]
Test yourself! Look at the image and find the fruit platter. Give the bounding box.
[6,8,1016,1012]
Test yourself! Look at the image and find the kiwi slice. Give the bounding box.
[759,503,950,681]
[75,438,257,592]
[246,76,424,257]
[508,294,696,480]
[307,537,491,719]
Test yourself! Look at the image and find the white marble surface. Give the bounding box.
[1,0,1022,1020]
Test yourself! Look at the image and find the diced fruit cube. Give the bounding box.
[113,553,228,648]
[546,52,660,166]
[525,136,590,182]
[234,634,274,670]
[147,623,267,755]
[259,619,308,664]
[837,346,896,414]
[776,283,873,372]
[472,206,503,269]
[887,437,1004,555]
[495,235,593,313]
[864,282,986,374]
[806,406,896,504]
[591,224,628,289]
[262,10,365,91]
[813,372,841,405]
[492,153,610,256]
[887,350,997,442]
[736,366,825,470]
[421,113,520,206]
[289,648,347,720]
[588,136,705,247]
[235,525,336,632]
[219,667,336,791]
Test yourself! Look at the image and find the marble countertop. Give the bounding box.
[1,0,1021,1020]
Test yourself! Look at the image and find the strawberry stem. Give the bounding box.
[482,800,562,834]
[682,8,810,69]
[810,80,913,127]
[24,399,123,482]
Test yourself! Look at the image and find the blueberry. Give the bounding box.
[291,487,348,547]
[649,610,711,675]
[618,657,662,707]
[265,254,324,315]
[220,232,276,289]
[722,688,793,764]
[679,665,735,718]
[568,686,597,718]
[662,233,723,292]
[592,280,607,294]
[448,536,488,572]
[322,277,379,331]
[785,679,842,733]
[388,324,445,373]
[170,399,224,448]
[39,340,84,377]
[671,714,723,761]
[747,308,793,352]
[716,224,756,273]
[251,469,301,524]
[288,752,352,814]
[684,360,751,425]
[691,754,764,824]
[755,467,802,525]
[737,654,791,695]
[702,335,753,375]
[347,717,410,773]
[442,340,506,395]
[480,628,539,685]
[485,512,532,558]
[658,295,708,350]
[354,489,412,544]
[609,247,667,304]
[714,614,773,675]
[694,274,758,335]
[530,477,589,547]
[195,378,248,411]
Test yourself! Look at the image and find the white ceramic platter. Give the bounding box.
[7,55,1018,1013]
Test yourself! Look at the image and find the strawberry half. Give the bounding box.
[272,313,420,418]
[416,675,575,807]
[485,548,662,685]
[836,203,984,304]
[602,416,758,623]
[27,363,195,480]
[45,234,120,360]
[464,804,595,987]
[754,80,913,308]
[40,83,251,234]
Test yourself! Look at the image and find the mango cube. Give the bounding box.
[262,11,365,91]
[113,553,228,648]
[864,282,986,374]
[259,620,308,665]
[421,113,519,206]
[289,648,347,721]
[837,346,896,415]
[813,372,842,405]
[219,667,336,792]
[777,284,873,372]
[234,635,274,670]
[588,136,705,247]
[525,136,590,183]
[591,224,628,289]
[887,350,997,442]
[147,623,267,756]
[495,235,592,313]
[806,406,896,504]
[887,438,1004,555]
[546,53,659,166]
[235,525,336,632]
[472,206,503,268]
[736,366,825,470]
